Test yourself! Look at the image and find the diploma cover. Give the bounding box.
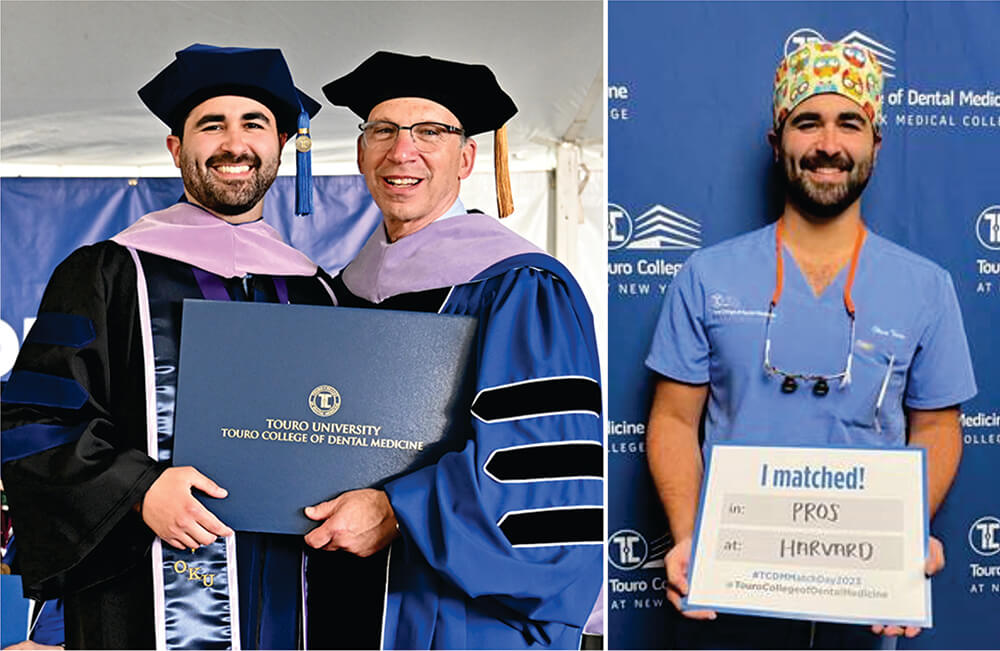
[173,299,477,534]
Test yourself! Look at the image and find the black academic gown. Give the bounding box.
[2,235,335,648]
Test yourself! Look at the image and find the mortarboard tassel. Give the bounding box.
[494,124,514,218]
[295,111,313,216]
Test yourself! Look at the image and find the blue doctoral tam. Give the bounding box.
[138,43,321,136]
[322,51,517,136]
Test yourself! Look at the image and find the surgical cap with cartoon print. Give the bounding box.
[773,41,884,134]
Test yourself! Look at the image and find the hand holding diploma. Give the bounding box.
[141,466,233,550]
[304,488,400,556]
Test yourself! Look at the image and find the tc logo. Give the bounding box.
[784,28,897,79]
[608,528,648,570]
[969,516,1000,556]
[975,205,1000,251]
[784,28,825,57]
[309,385,342,417]
[608,203,633,251]
[710,293,741,310]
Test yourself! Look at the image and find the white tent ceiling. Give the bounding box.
[1,0,608,381]
[0,0,603,177]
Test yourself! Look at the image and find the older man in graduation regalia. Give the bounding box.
[300,52,604,650]
[2,44,332,649]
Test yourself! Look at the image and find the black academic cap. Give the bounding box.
[138,44,322,216]
[138,43,321,136]
[321,51,517,136]
[323,51,518,217]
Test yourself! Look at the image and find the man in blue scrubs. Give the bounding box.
[645,41,977,649]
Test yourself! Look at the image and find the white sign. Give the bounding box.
[685,444,931,627]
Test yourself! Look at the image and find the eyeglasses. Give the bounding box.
[762,220,866,398]
[359,120,464,152]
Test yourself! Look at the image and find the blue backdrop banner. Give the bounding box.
[609,1,999,648]
[0,175,382,380]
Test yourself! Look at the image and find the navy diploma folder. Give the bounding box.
[172,299,477,534]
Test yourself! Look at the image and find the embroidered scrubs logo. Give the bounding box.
[708,292,771,320]
[308,385,341,417]
[609,204,702,251]
[710,293,741,311]
[970,516,1000,556]
[975,205,1000,251]
[609,529,649,570]
[784,28,897,78]
[870,325,907,341]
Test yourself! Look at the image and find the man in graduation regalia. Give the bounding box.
[300,52,603,650]
[2,44,333,649]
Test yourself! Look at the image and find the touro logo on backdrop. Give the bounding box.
[608,529,671,571]
[608,203,697,298]
[970,516,1000,557]
[976,205,1000,252]
[609,204,702,251]
[974,205,1000,297]
[608,203,633,251]
[968,516,1000,596]
[608,529,673,612]
[784,27,1000,130]
[784,28,897,78]
[609,529,649,570]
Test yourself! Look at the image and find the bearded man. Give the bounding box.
[644,41,976,649]
[1,44,333,649]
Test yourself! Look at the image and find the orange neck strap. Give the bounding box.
[771,219,867,317]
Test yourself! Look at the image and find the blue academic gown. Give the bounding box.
[326,211,603,649]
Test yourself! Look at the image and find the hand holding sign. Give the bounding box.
[685,445,931,627]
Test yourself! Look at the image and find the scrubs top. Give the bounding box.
[646,222,977,451]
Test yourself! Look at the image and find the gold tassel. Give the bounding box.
[494,125,514,218]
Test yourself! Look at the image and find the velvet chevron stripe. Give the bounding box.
[24,312,96,347]
[497,507,603,547]
[3,371,88,409]
[471,376,601,423]
[1,422,87,462]
[485,442,603,482]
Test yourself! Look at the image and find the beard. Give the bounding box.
[179,149,280,217]
[781,148,874,222]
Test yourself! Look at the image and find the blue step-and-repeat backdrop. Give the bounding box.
[609,1,998,649]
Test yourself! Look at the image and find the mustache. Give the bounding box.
[206,153,260,168]
[800,152,853,172]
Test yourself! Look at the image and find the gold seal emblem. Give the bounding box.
[309,385,341,417]
[295,135,312,153]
